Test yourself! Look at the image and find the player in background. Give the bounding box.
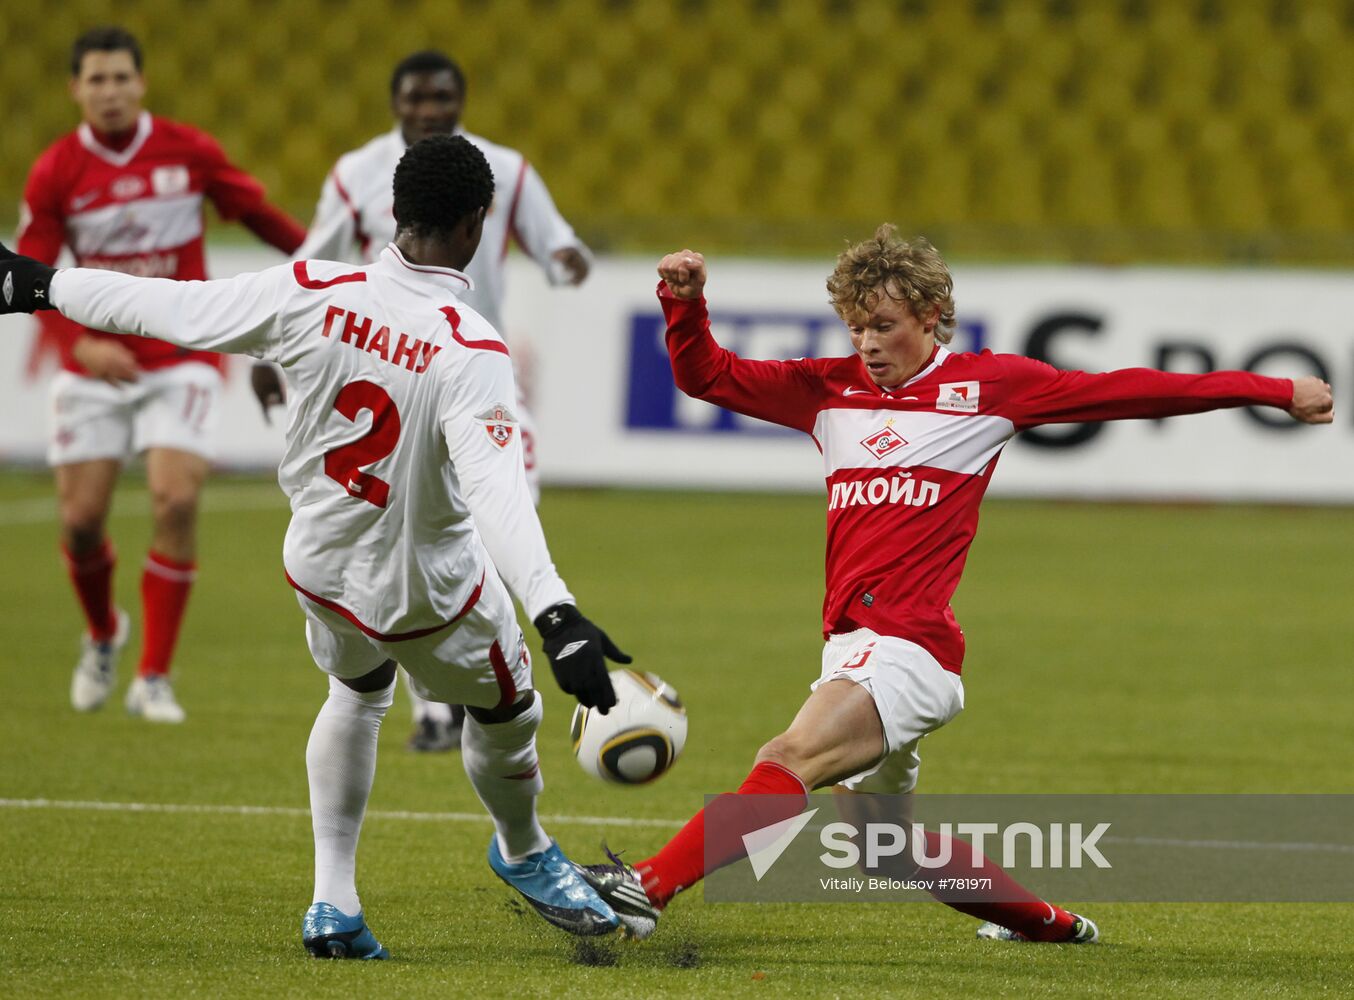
[18,26,307,723]
[579,231,1334,943]
[0,134,632,956]
[274,48,593,752]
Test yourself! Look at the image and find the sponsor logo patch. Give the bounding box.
[151,165,191,196]
[937,380,980,413]
[110,175,147,200]
[476,403,517,449]
[860,424,907,460]
[828,474,940,511]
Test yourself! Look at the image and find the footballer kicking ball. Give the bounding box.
[571,670,687,784]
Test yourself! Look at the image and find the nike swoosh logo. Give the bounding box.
[842,388,871,396]
[71,191,101,211]
[555,640,589,660]
[1043,903,1058,925]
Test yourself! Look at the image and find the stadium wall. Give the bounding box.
[0,249,1347,503]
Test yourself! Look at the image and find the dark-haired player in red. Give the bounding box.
[19,26,306,722]
[581,228,1334,943]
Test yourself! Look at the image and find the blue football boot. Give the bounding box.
[488,838,619,936]
[302,902,390,959]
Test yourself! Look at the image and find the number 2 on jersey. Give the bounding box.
[324,380,401,508]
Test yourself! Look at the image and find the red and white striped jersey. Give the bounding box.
[19,112,293,373]
[48,247,573,639]
[660,285,1294,674]
[296,127,589,333]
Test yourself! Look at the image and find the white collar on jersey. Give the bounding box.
[903,345,952,387]
[381,244,475,291]
[875,346,953,395]
[78,111,153,168]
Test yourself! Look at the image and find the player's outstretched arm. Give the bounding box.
[1000,356,1323,429]
[658,250,706,300]
[442,351,626,711]
[1289,376,1334,424]
[656,249,823,434]
[1,242,286,359]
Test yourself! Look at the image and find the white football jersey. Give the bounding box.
[296,127,589,332]
[50,246,573,638]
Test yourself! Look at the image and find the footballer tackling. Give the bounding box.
[0,135,628,956]
[579,227,1333,944]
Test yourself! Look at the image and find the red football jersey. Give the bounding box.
[19,112,281,373]
[659,284,1294,674]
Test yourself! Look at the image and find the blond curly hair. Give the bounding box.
[826,225,957,343]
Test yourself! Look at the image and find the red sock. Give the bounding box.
[62,540,116,640]
[637,761,808,907]
[138,551,196,677]
[921,830,1076,941]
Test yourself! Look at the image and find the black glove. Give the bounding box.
[533,603,630,714]
[0,242,57,313]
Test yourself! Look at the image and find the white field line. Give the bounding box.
[0,483,287,527]
[3,798,1352,853]
[0,797,684,829]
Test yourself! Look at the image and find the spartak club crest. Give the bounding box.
[483,406,515,449]
[860,423,907,460]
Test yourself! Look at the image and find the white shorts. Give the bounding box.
[294,569,533,711]
[811,628,965,795]
[48,362,223,466]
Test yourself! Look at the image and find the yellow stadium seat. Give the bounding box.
[2,0,1353,265]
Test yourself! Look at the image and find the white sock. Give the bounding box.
[403,668,453,724]
[461,691,550,862]
[307,674,395,915]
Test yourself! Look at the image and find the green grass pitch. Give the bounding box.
[1,470,1351,998]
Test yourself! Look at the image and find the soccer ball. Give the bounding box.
[571,670,687,784]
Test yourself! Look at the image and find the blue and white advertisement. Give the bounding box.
[0,250,1347,503]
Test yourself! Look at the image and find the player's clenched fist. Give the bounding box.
[658,250,707,300]
[1288,376,1334,424]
